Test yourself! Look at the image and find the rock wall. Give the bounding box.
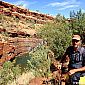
[0,1,54,24]
[0,1,51,65]
[0,37,44,65]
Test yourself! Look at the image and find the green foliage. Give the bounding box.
[69,9,85,35]
[15,45,51,77]
[0,61,21,85]
[27,45,50,77]
[55,13,66,23]
[37,22,72,58]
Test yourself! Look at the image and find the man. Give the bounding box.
[62,34,85,85]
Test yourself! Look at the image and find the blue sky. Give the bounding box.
[2,0,85,18]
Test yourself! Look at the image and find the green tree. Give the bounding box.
[55,13,66,23]
[69,9,85,34]
[37,22,72,58]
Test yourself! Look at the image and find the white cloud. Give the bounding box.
[47,0,80,10]
[13,0,37,8]
[47,2,69,7]
[58,5,79,10]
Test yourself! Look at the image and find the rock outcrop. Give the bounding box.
[0,37,44,65]
[0,1,52,65]
[0,1,54,24]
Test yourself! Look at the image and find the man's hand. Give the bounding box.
[68,69,77,75]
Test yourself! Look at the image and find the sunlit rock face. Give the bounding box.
[0,1,54,24]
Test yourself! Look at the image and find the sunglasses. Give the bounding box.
[72,39,80,43]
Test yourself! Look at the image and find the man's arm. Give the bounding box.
[69,66,85,75]
[76,66,85,72]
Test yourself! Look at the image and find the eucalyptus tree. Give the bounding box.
[69,9,85,35]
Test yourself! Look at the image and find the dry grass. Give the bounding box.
[7,72,35,85]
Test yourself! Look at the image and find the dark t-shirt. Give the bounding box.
[65,46,85,69]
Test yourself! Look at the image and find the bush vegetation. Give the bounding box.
[15,45,51,77]
[37,22,72,58]
[0,45,50,84]
[0,61,21,85]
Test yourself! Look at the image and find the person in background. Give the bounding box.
[61,34,85,85]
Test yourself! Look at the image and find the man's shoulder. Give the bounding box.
[82,46,85,52]
[82,45,85,49]
[81,46,85,51]
[79,46,85,54]
[81,46,85,57]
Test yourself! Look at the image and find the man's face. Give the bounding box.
[72,39,81,48]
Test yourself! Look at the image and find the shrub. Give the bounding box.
[15,45,51,77]
[37,22,72,58]
[0,61,21,85]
